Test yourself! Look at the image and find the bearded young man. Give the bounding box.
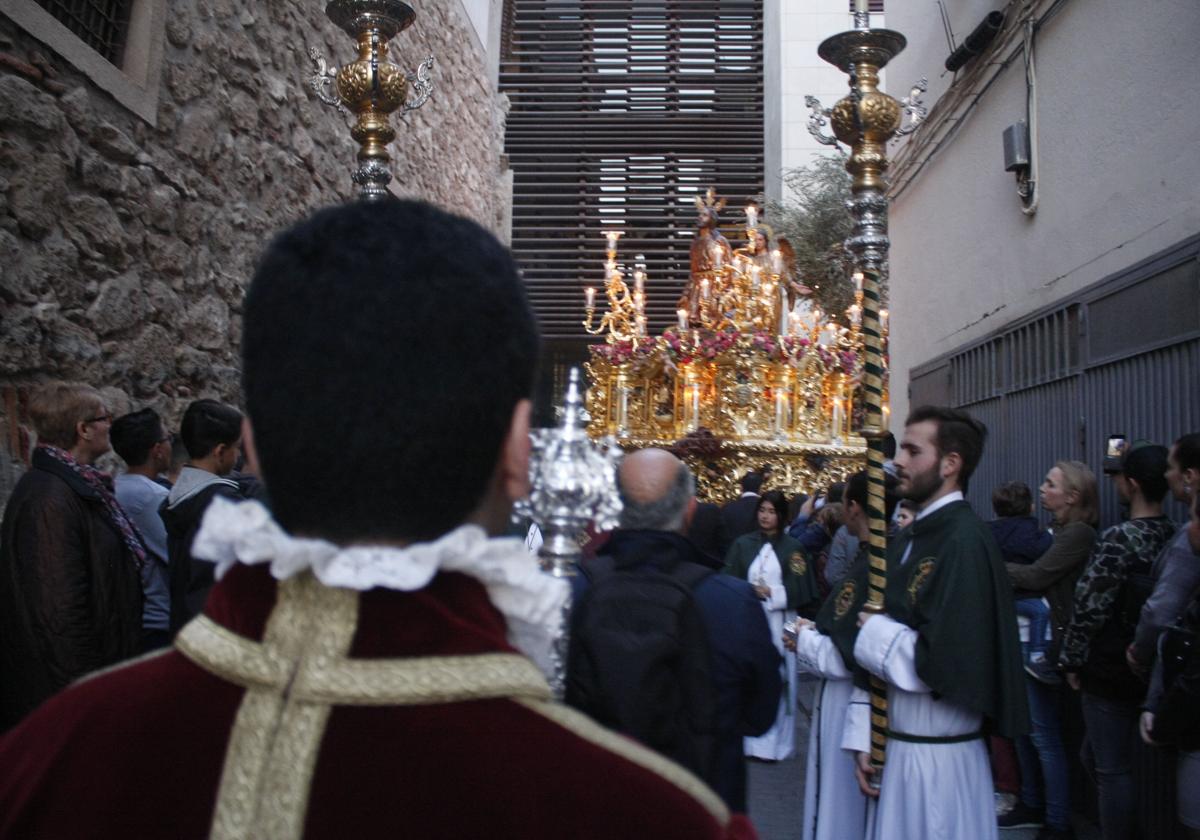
[844,405,1028,840]
[0,200,755,839]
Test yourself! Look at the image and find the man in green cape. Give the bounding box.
[845,405,1028,840]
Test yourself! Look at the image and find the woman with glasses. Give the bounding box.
[0,381,144,730]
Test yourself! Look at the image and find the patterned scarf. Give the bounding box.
[38,444,147,572]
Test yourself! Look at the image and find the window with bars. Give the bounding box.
[34,0,132,66]
[848,0,885,11]
[500,0,765,341]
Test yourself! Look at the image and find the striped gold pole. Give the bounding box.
[809,9,922,776]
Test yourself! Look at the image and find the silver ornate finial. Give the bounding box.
[516,368,622,577]
[403,56,434,115]
[515,367,622,700]
[895,77,928,137]
[805,95,840,148]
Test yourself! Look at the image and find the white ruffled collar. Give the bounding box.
[191,497,568,680]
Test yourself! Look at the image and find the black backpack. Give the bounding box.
[566,554,718,785]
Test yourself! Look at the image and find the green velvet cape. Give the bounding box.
[723,531,820,616]
[884,500,1030,739]
[815,544,871,673]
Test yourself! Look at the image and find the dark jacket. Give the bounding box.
[1151,590,1200,750]
[688,501,729,561]
[0,449,143,729]
[161,475,243,633]
[1006,520,1096,662]
[719,495,760,545]
[573,530,782,814]
[989,516,1052,565]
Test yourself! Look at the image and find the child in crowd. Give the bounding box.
[894,498,917,531]
[989,481,1054,664]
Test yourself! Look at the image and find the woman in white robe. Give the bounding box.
[724,491,820,762]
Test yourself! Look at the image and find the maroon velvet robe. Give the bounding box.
[0,564,756,838]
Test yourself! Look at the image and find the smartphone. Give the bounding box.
[1103,434,1127,474]
[1106,435,1127,459]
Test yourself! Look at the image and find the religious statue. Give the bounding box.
[777,237,817,334]
[679,189,733,321]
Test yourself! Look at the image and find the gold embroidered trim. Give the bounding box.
[204,574,359,840]
[789,550,808,576]
[175,575,555,840]
[907,557,937,605]
[514,698,731,827]
[178,616,551,706]
[833,579,858,619]
[71,646,174,688]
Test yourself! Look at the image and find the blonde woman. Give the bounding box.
[1000,460,1098,836]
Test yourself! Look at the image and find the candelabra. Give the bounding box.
[309,0,434,199]
[582,232,647,344]
[515,368,623,697]
[806,3,925,779]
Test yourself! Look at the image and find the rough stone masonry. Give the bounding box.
[0,0,510,503]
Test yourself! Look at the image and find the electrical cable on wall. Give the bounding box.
[1019,17,1040,215]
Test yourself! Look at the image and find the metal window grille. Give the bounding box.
[500,0,765,341]
[34,0,132,66]
[848,0,885,12]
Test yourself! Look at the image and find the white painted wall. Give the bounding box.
[766,0,885,202]
[882,0,1200,424]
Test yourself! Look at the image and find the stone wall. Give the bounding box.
[0,0,508,500]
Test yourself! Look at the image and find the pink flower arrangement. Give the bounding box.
[750,330,782,361]
[698,329,738,360]
[838,350,858,375]
[663,329,693,364]
[781,335,810,361]
[588,340,657,366]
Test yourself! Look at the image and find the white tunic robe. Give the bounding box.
[848,613,996,840]
[795,627,870,840]
[744,542,796,760]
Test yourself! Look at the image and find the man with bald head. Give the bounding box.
[567,448,782,814]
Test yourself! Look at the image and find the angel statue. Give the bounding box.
[777,237,816,335]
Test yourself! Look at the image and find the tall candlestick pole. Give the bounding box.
[810,7,919,780]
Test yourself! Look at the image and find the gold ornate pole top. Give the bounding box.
[309,0,434,200]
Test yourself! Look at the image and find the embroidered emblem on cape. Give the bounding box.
[789,551,807,576]
[907,558,936,605]
[833,580,857,619]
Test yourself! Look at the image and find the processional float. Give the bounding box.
[577,193,886,502]
[806,0,926,782]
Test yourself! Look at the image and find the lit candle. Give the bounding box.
[633,290,644,311]
[637,315,646,336]
[700,277,710,299]
[775,390,785,431]
[853,271,864,293]
[606,230,620,248]
[634,270,645,293]
[745,205,758,228]
[677,308,688,331]
[691,384,700,422]
[584,287,596,309]
[881,309,889,331]
[848,304,861,325]
[692,329,700,346]
[710,243,723,270]
[771,249,782,274]
[832,398,844,439]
